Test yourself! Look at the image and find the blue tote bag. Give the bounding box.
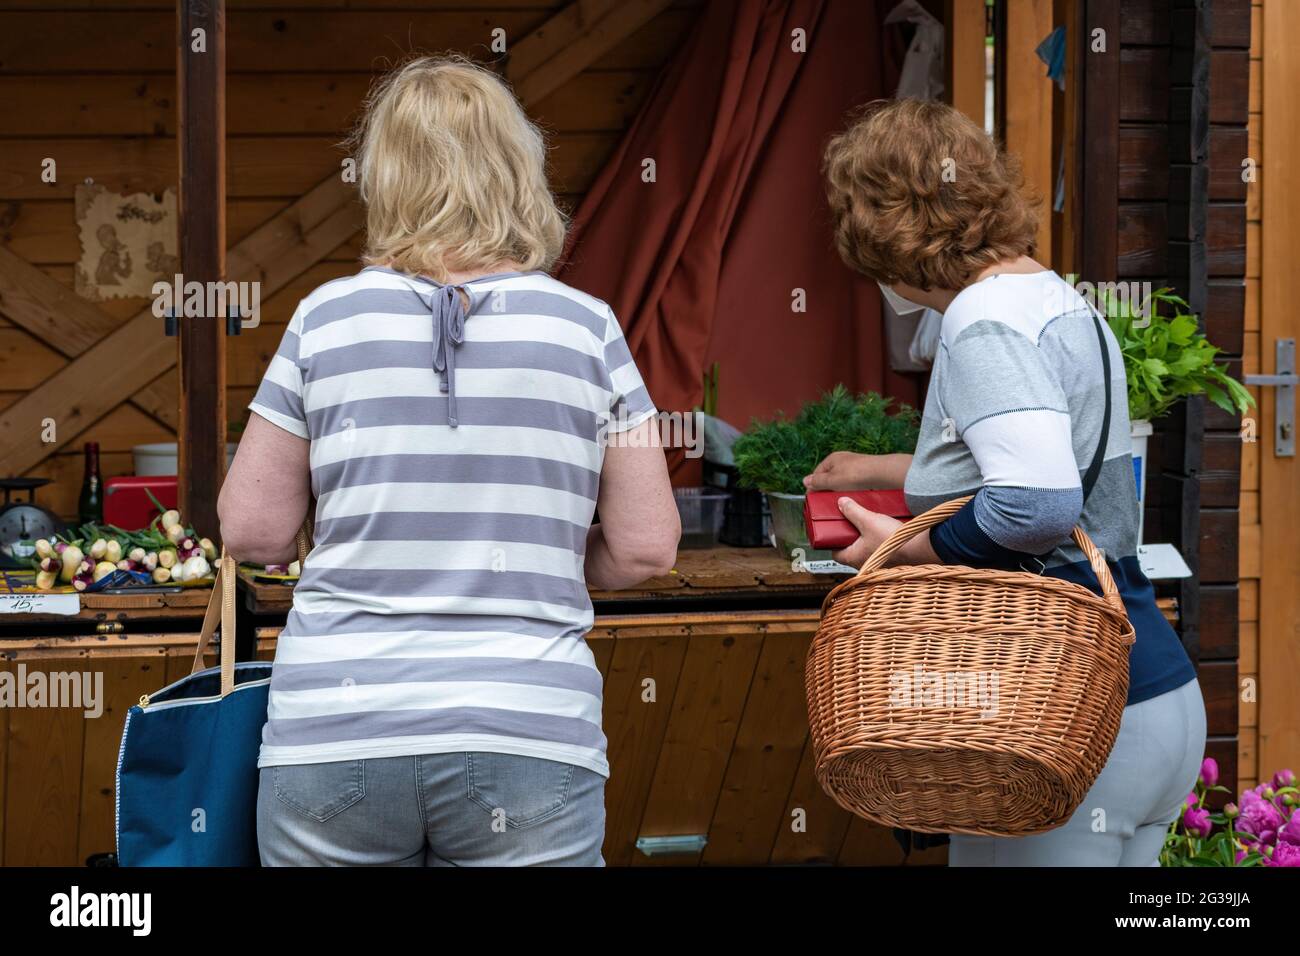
[116,550,272,866]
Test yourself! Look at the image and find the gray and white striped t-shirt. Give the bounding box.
[248,265,656,775]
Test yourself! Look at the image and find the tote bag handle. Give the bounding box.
[190,520,314,695]
[190,549,238,694]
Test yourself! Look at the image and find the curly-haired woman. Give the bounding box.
[807,98,1205,866]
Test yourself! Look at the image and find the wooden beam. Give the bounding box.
[1003,0,1055,260]
[176,0,227,540]
[506,0,672,106]
[1056,0,1080,277]
[0,181,362,477]
[0,245,176,430]
[1079,0,1120,283]
[946,0,987,128]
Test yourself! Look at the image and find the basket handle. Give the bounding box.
[854,494,1125,609]
[296,518,313,565]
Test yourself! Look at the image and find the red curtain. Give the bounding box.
[557,0,918,480]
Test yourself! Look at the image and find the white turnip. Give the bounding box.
[60,545,84,582]
[179,554,211,582]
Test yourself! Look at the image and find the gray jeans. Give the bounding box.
[949,677,1207,866]
[257,751,606,866]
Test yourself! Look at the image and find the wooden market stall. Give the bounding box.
[0,0,1278,867]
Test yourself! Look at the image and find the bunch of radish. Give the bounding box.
[146,509,216,583]
[29,502,216,591]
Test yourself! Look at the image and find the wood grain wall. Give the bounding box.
[1083,0,1249,793]
[0,0,698,517]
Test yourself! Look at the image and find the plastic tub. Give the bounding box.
[134,442,238,476]
[673,487,729,549]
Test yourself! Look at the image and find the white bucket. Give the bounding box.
[1131,420,1152,542]
[133,442,238,476]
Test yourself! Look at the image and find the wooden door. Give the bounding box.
[1241,0,1300,788]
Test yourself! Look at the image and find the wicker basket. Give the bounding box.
[805,495,1135,837]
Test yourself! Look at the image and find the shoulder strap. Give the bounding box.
[1081,305,1113,502]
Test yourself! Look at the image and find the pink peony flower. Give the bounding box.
[1238,790,1285,844]
[1182,805,1213,838]
[1267,842,1300,867]
[1278,812,1300,847]
[1200,758,1219,788]
[1273,769,1296,790]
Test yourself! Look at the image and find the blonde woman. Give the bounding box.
[219,55,679,866]
[808,99,1205,866]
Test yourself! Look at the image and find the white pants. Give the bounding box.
[948,677,1207,866]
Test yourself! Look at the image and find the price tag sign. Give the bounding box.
[797,558,859,575]
[0,592,80,616]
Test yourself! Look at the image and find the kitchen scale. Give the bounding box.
[0,477,68,570]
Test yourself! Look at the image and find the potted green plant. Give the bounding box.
[732,386,919,559]
[1102,288,1253,540]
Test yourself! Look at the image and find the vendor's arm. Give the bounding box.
[218,413,311,564]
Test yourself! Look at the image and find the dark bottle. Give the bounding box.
[78,441,103,525]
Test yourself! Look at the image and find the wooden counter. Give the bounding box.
[234,546,851,617]
[0,546,1179,867]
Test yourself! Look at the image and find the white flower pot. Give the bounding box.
[1131,420,1152,542]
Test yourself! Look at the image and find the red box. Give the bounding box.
[104,476,177,530]
[803,489,911,550]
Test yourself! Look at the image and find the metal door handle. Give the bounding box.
[1243,338,1296,457]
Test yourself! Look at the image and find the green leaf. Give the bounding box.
[1115,293,1252,422]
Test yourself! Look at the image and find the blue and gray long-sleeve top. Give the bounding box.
[902,270,1196,706]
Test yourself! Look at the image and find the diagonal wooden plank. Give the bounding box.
[507,0,674,106]
[0,0,665,474]
[0,178,363,475]
[0,244,178,430]
[504,0,623,81]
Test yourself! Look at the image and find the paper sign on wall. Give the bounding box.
[74,183,178,301]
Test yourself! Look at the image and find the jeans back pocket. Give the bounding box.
[273,760,366,823]
[466,752,574,828]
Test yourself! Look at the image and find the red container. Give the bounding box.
[803,489,911,551]
[104,476,177,530]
